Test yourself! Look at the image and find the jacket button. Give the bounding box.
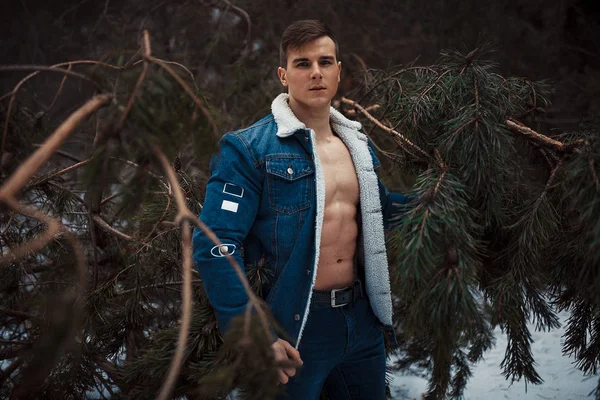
[294,314,300,321]
[287,167,294,175]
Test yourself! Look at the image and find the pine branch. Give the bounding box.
[341,96,433,162]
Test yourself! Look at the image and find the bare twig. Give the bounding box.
[142,189,172,242]
[220,0,252,57]
[588,152,600,193]
[116,279,202,296]
[0,307,36,320]
[341,97,432,162]
[92,215,136,242]
[143,32,219,139]
[0,95,111,199]
[117,30,151,130]
[26,159,91,190]
[46,63,73,111]
[505,119,565,151]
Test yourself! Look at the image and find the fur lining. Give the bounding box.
[333,122,393,327]
[271,93,362,137]
[271,93,393,347]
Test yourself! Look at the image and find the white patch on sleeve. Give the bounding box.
[221,200,239,213]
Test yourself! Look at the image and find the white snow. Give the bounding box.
[390,311,598,399]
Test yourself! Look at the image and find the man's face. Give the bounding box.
[278,36,341,110]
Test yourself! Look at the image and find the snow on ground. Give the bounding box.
[390,311,598,400]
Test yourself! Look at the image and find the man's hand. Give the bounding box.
[271,338,303,384]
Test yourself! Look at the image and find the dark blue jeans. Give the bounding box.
[277,294,386,400]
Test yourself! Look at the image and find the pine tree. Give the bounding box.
[343,46,600,399]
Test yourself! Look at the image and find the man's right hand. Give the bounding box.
[271,338,303,384]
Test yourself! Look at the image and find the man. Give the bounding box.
[193,20,408,400]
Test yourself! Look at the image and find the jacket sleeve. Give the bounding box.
[192,132,263,336]
[366,138,412,230]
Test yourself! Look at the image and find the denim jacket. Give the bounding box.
[192,93,409,348]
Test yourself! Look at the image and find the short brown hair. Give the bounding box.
[279,20,339,67]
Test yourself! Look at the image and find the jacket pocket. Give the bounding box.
[266,157,314,215]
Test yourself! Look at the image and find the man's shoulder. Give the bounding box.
[230,114,276,139]
[220,113,280,163]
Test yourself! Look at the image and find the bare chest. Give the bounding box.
[315,137,360,204]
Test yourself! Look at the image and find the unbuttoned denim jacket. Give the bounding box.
[192,93,409,348]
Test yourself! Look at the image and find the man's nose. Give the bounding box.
[310,64,323,79]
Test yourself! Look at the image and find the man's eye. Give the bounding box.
[320,60,332,65]
[297,62,308,67]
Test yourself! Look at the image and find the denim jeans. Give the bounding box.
[276,294,386,400]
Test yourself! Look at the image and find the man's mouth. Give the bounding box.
[309,86,326,91]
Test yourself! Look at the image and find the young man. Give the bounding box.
[193,20,408,400]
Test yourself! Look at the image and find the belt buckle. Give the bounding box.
[331,288,346,308]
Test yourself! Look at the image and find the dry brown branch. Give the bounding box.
[220,0,252,56]
[0,198,61,264]
[0,307,36,320]
[345,104,380,117]
[588,152,600,193]
[100,192,122,206]
[153,146,270,400]
[91,215,136,242]
[117,31,151,131]
[145,41,219,138]
[505,119,565,151]
[0,196,87,294]
[46,63,72,112]
[0,60,121,102]
[26,159,92,190]
[116,279,202,296]
[142,189,172,242]
[341,97,432,162]
[0,339,32,346]
[0,94,111,199]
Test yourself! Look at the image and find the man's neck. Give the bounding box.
[288,97,333,142]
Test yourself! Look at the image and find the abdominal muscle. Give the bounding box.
[314,201,359,290]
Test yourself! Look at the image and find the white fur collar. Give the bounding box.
[271,93,363,137]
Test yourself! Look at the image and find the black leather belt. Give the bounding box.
[312,280,363,308]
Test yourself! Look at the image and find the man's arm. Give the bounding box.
[192,132,262,335]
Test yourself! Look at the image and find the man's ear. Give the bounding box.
[277,67,288,87]
[337,61,342,83]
